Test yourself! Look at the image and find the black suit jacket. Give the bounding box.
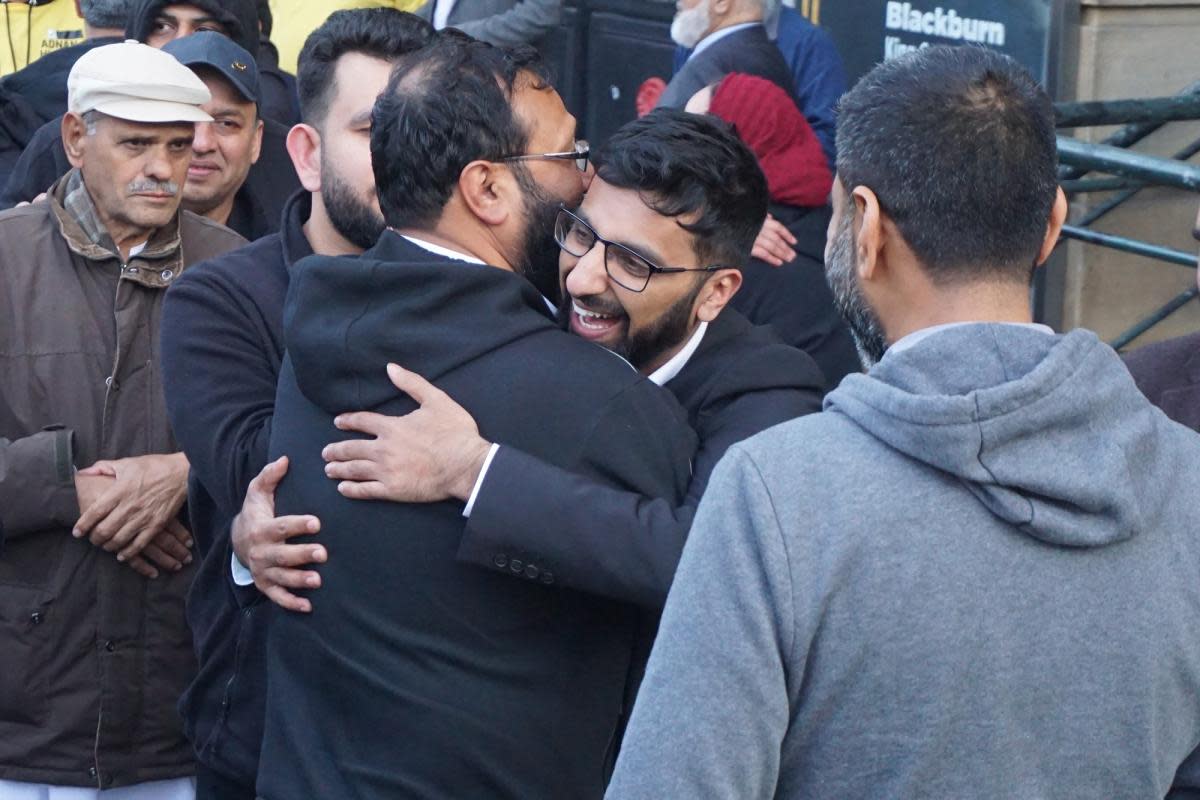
[458,309,825,609]
[257,233,696,799]
[1123,331,1200,431]
[657,24,796,110]
[732,202,862,388]
[0,115,300,241]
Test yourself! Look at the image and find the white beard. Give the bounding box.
[670,1,711,48]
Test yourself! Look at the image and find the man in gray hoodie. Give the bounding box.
[607,45,1200,800]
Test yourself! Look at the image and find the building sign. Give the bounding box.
[797,0,1076,93]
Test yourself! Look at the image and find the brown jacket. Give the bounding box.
[0,171,245,788]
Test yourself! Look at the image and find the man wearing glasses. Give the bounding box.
[250,36,697,800]
[239,109,825,615]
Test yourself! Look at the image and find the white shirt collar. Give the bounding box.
[690,22,761,59]
[400,234,485,265]
[648,321,708,386]
[400,232,557,314]
[889,321,1055,356]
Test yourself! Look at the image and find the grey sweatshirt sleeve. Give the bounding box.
[606,444,796,800]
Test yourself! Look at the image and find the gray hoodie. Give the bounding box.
[607,324,1200,800]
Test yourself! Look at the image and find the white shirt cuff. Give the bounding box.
[231,550,254,586]
[462,443,501,518]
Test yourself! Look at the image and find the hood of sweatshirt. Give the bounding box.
[126,0,258,56]
[825,324,1165,549]
[284,230,561,415]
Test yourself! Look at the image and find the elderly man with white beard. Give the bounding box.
[655,0,796,112]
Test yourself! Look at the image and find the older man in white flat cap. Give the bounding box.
[0,40,244,800]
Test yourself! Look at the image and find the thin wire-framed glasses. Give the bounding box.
[499,140,590,172]
[553,205,726,293]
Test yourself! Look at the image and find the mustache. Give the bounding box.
[127,179,179,195]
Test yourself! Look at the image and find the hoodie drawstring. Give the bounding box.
[2,0,35,76]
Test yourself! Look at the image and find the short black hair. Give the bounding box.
[296,9,434,127]
[371,32,551,230]
[836,45,1058,284]
[594,108,768,269]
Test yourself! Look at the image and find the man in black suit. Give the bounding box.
[1124,209,1200,431]
[240,110,824,616]
[656,0,795,111]
[252,37,696,799]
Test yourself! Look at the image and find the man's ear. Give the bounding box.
[1035,186,1068,267]
[457,160,513,227]
[62,112,88,169]
[285,123,321,193]
[249,118,264,166]
[851,185,885,284]
[695,268,742,323]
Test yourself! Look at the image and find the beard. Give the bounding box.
[514,168,568,305]
[824,211,889,369]
[321,162,385,251]
[620,278,705,371]
[671,0,711,48]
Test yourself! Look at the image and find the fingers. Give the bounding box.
[164,519,194,548]
[150,528,193,564]
[324,459,380,482]
[247,455,289,499]
[385,363,444,406]
[259,565,321,590]
[337,481,393,501]
[141,541,184,573]
[263,515,322,543]
[78,460,117,477]
[73,486,121,538]
[124,555,160,580]
[333,412,389,436]
[252,541,327,570]
[322,437,379,463]
[751,243,786,267]
[261,584,312,614]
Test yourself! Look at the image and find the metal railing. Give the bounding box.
[1054,85,1200,350]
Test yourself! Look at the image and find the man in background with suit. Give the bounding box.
[657,0,794,111]
[419,0,562,48]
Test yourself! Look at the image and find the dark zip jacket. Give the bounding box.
[160,191,310,787]
[256,231,696,799]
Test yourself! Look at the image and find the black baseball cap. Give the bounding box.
[163,30,260,105]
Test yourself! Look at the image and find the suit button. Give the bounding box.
[523,564,540,580]
[541,571,555,585]
[104,640,115,652]
[492,554,508,569]
[29,612,42,625]
[88,767,97,779]
[509,558,523,574]
[104,376,119,390]
[160,269,174,281]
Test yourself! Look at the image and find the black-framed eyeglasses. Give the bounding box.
[499,140,590,172]
[553,205,725,293]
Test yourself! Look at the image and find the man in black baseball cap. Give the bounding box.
[163,31,264,231]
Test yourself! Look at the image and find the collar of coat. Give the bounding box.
[48,169,185,288]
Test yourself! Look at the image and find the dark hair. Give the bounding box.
[371,32,551,230]
[836,45,1058,284]
[594,108,768,268]
[296,9,434,126]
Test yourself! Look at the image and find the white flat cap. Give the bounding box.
[68,40,213,124]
